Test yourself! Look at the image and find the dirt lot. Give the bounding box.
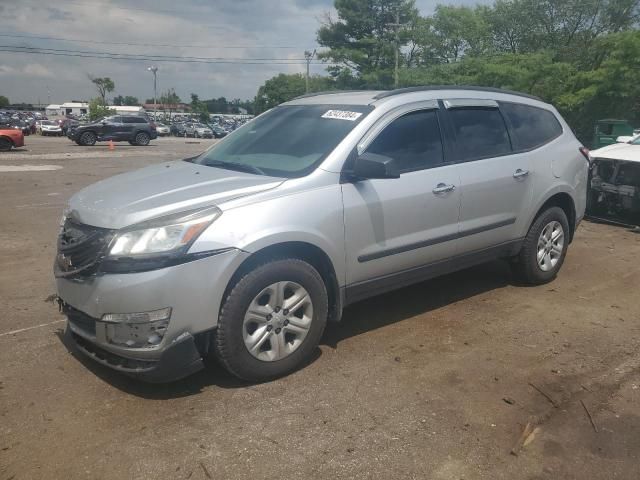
[1,135,639,480]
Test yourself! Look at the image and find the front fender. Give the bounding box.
[190,184,347,285]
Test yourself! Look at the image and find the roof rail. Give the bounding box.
[292,90,373,100]
[373,85,543,102]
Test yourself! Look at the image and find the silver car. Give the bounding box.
[55,87,589,383]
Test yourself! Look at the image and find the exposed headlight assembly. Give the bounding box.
[102,206,222,273]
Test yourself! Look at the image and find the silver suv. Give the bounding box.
[55,87,590,383]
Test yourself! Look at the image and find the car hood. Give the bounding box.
[591,143,640,162]
[68,159,285,229]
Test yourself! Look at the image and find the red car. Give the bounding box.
[0,128,25,151]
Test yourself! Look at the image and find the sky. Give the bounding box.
[0,0,488,105]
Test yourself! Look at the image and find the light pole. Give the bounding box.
[147,66,158,119]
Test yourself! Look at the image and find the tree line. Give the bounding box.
[255,0,640,143]
[85,77,255,121]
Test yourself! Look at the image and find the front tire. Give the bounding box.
[79,131,96,146]
[0,138,12,151]
[214,258,328,382]
[511,206,570,285]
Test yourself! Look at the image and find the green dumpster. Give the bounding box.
[593,119,634,148]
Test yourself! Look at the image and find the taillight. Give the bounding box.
[579,146,591,165]
[150,121,156,130]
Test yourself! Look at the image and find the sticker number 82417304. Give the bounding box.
[321,110,363,121]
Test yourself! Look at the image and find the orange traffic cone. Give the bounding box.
[108,139,115,151]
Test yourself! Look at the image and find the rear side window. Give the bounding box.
[366,109,444,172]
[122,116,145,124]
[500,103,563,150]
[448,108,511,161]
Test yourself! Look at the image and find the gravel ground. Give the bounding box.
[1,136,639,480]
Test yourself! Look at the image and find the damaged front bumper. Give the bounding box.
[63,304,205,383]
[587,158,640,226]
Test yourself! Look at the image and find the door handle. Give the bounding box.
[432,183,456,194]
[513,169,530,179]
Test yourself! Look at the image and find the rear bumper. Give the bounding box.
[64,325,204,383]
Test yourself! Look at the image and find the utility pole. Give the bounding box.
[387,8,404,89]
[394,9,400,88]
[304,49,316,93]
[147,66,158,119]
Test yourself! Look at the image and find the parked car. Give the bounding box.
[208,124,228,139]
[0,127,25,151]
[587,135,640,224]
[68,115,158,146]
[37,120,63,136]
[155,122,170,136]
[182,122,196,137]
[170,122,187,137]
[55,87,589,383]
[193,123,213,138]
[11,120,30,136]
[61,118,80,135]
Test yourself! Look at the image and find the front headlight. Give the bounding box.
[108,205,221,257]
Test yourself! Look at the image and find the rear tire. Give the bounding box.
[79,131,96,146]
[214,258,328,382]
[511,206,570,285]
[134,132,150,146]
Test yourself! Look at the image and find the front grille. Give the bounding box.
[56,218,114,277]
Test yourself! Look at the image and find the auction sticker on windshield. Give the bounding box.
[321,110,363,121]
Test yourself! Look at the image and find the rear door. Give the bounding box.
[120,116,141,140]
[442,99,533,253]
[342,101,461,294]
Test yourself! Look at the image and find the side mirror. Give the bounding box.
[352,152,400,180]
[101,120,107,125]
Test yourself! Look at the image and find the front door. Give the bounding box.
[342,103,461,298]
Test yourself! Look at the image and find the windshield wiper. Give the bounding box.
[205,160,266,176]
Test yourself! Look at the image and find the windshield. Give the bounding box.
[630,135,640,145]
[42,121,56,125]
[192,104,372,178]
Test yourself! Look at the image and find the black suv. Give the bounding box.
[68,115,158,146]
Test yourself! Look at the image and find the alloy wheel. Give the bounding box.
[537,220,564,272]
[242,281,313,362]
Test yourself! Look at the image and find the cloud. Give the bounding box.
[0,0,489,104]
[23,64,54,78]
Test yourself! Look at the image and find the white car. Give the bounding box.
[193,124,213,138]
[155,122,170,136]
[37,120,63,136]
[588,135,640,222]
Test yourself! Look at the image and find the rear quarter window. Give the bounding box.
[500,102,563,151]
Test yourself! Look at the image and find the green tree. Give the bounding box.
[411,5,490,65]
[154,88,182,121]
[0,95,9,107]
[317,0,419,87]
[88,76,115,106]
[113,95,139,106]
[254,73,335,113]
[190,93,210,122]
[88,98,116,121]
